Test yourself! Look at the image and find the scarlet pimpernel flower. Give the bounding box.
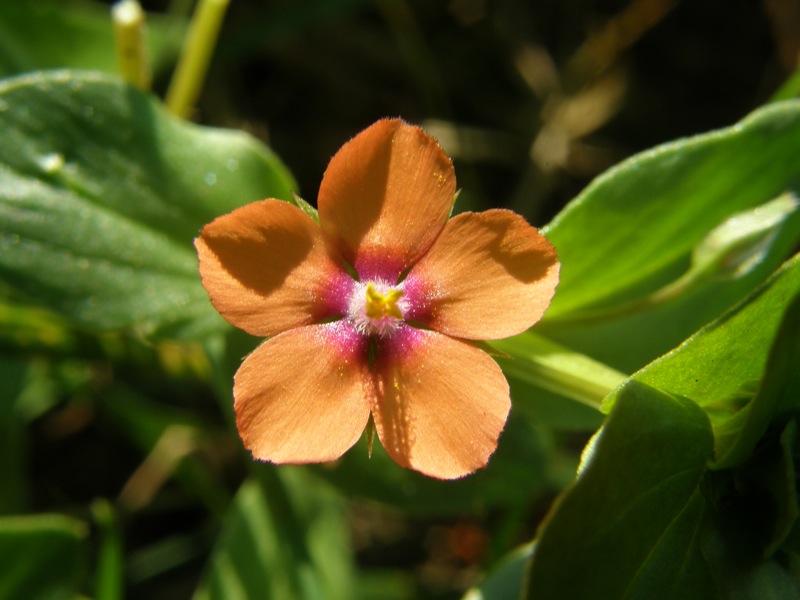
[196,119,560,479]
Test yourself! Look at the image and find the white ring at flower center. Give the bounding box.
[346,279,408,336]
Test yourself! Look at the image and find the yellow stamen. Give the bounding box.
[365,283,404,319]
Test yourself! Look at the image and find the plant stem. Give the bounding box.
[492,333,627,412]
[91,499,124,600]
[112,0,151,90]
[165,0,231,119]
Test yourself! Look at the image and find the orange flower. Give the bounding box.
[195,119,560,479]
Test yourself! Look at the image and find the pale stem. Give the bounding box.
[112,0,151,90]
[491,333,628,412]
[165,0,231,119]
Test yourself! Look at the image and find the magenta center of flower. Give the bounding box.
[346,279,408,336]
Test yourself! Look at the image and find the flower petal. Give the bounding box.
[195,199,353,337]
[318,119,456,281]
[404,209,560,340]
[235,322,371,464]
[370,327,510,479]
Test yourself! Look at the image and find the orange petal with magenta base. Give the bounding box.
[405,209,559,340]
[318,119,456,280]
[370,328,510,479]
[196,199,353,338]
[235,322,372,464]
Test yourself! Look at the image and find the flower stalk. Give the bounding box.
[491,333,627,411]
[165,0,230,118]
[112,0,151,90]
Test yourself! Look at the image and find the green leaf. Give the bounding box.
[712,289,800,469]
[0,513,89,599]
[545,100,800,318]
[539,101,800,371]
[525,381,716,600]
[524,267,800,597]
[194,469,354,600]
[0,70,295,339]
[626,254,800,463]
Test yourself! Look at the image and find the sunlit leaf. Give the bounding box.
[545,100,800,317]
[0,70,295,339]
[625,254,800,461]
[540,101,800,371]
[525,258,800,599]
[712,289,800,468]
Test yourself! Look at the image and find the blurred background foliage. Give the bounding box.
[1,0,799,598]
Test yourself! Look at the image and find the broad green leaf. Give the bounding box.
[544,100,800,318]
[713,290,800,468]
[538,101,800,372]
[0,70,295,339]
[526,375,800,599]
[525,269,800,597]
[623,254,800,462]
[0,513,88,599]
[194,469,354,600]
[0,0,182,77]
[526,381,716,599]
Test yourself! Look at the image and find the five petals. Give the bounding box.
[196,118,560,480]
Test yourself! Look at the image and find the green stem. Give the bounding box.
[112,0,151,90]
[165,0,231,119]
[491,333,627,412]
[91,499,124,600]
